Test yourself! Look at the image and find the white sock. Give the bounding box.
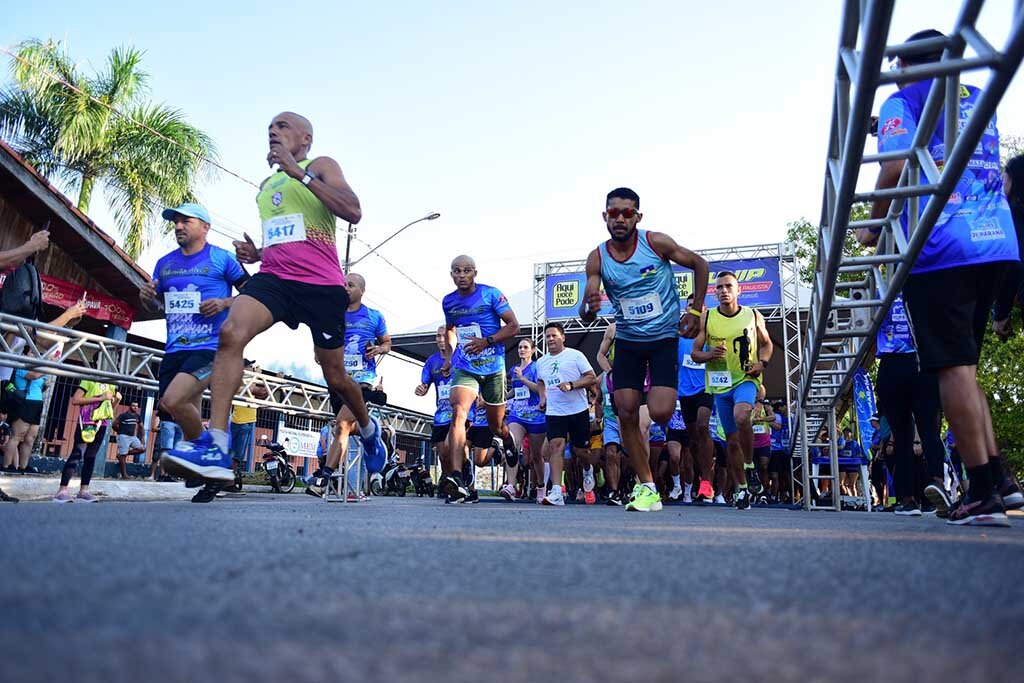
[643,482,658,493]
[209,429,229,452]
[543,462,551,485]
[358,418,376,439]
[684,482,692,496]
[672,474,681,488]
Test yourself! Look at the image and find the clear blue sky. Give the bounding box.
[6,1,1022,411]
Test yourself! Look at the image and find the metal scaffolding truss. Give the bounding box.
[0,313,433,437]
[798,0,1024,510]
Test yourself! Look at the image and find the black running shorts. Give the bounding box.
[242,272,350,350]
[612,337,678,392]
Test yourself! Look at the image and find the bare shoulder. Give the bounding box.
[308,155,343,175]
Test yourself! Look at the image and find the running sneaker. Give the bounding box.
[922,483,952,517]
[358,415,389,474]
[0,488,18,503]
[920,502,937,516]
[747,470,763,496]
[465,489,480,504]
[582,468,596,494]
[306,477,327,499]
[499,484,516,501]
[53,491,73,503]
[713,494,726,505]
[490,437,505,466]
[947,493,1010,527]
[626,484,663,512]
[164,432,234,482]
[894,502,922,517]
[584,490,596,505]
[191,482,224,503]
[734,489,751,510]
[698,479,714,500]
[668,484,683,501]
[535,487,546,504]
[606,490,623,506]
[575,489,585,502]
[596,470,606,489]
[75,491,97,503]
[683,490,693,504]
[542,487,565,506]
[998,479,1024,510]
[443,474,468,504]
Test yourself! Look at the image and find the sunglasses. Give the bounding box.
[606,207,638,219]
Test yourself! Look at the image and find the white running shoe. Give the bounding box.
[668,485,683,501]
[582,468,596,493]
[542,487,565,506]
[713,494,726,505]
[499,484,516,501]
[536,487,546,504]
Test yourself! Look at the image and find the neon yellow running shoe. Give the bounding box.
[625,483,663,512]
[596,470,606,489]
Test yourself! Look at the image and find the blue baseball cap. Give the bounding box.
[161,202,211,224]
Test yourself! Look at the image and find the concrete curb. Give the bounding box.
[0,475,276,502]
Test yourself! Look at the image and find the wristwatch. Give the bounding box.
[301,171,315,186]
[485,335,495,345]
[759,358,770,368]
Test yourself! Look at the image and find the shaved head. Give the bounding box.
[277,111,313,137]
[348,273,366,290]
[451,255,476,270]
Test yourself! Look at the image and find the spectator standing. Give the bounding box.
[54,379,119,503]
[113,401,145,478]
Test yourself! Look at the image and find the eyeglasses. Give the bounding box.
[606,207,638,219]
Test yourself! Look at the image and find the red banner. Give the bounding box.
[40,275,135,328]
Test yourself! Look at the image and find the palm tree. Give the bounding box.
[0,39,217,258]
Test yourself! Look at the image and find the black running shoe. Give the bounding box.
[191,482,225,503]
[489,437,505,466]
[0,487,18,503]
[465,489,480,504]
[606,491,624,506]
[924,483,952,518]
[184,477,204,489]
[305,477,327,498]
[998,479,1024,511]
[734,489,751,510]
[746,471,763,496]
[443,474,468,504]
[894,502,922,516]
[947,493,1010,527]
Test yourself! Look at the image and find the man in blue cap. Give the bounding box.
[139,203,249,501]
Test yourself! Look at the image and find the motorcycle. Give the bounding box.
[408,455,435,498]
[378,452,411,496]
[260,441,296,494]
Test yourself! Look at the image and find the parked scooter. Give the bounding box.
[260,441,296,494]
[408,455,435,497]
[379,452,411,496]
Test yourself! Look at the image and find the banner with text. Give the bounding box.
[544,257,781,320]
[277,426,320,459]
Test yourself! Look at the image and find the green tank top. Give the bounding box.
[255,159,344,286]
[704,306,760,394]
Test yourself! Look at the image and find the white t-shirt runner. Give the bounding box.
[536,348,593,417]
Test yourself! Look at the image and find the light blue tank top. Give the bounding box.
[598,229,680,342]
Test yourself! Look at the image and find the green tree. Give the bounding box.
[785,203,875,286]
[977,317,1024,479]
[0,39,216,257]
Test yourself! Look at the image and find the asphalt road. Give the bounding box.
[2,494,1022,683]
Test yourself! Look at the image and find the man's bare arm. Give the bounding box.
[307,156,362,224]
[579,249,603,324]
[858,160,904,247]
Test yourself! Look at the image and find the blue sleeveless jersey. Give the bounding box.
[677,336,706,396]
[878,80,1018,274]
[598,229,680,341]
[876,293,915,355]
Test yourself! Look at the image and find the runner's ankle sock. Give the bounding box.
[739,483,748,491]
[967,464,994,499]
[642,482,658,494]
[988,456,1010,488]
[543,463,551,486]
[743,462,754,471]
[358,419,377,439]
[321,466,334,479]
[209,429,229,452]
[672,474,681,488]
[684,482,692,497]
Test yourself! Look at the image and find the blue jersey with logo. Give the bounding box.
[770,414,791,452]
[649,422,667,443]
[508,361,544,424]
[668,404,685,431]
[598,230,680,341]
[877,293,915,355]
[344,304,388,386]
[838,438,865,463]
[421,352,453,426]
[443,283,511,376]
[878,80,1018,274]
[469,404,490,428]
[153,244,246,353]
[709,408,726,444]
[677,336,706,396]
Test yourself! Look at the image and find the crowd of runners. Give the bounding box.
[6,28,1021,528]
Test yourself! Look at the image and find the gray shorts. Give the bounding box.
[116,434,144,455]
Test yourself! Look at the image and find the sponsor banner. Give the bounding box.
[853,368,877,455]
[544,257,781,320]
[39,275,136,328]
[277,426,320,459]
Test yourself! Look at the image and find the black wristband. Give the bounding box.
[486,335,495,346]
[759,358,770,368]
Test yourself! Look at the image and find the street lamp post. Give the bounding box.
[346,212,441,272]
